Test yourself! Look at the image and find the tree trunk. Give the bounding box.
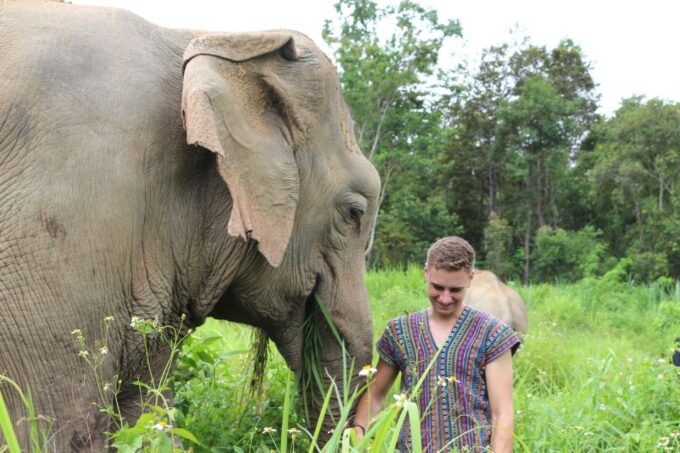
[523,209,532,285]
[364,166,391,265]
[534,158,546,229]
[489,164,498,214]
[368,96,390,161]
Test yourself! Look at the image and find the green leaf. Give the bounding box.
[169,427,201,445]
[132,412,156,430]
[148,405,167,417]
[132,380,151,391]
[198,335,223,346]
[195,350,215,365]
[111,428,144,453]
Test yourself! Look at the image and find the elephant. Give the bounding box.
[464,270,528,337]
[0,1,380,450]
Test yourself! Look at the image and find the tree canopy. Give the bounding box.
[324,0,680,283]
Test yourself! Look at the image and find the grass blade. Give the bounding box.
[307,385,334,453]
[280,370,292,452]
[0,387,22,453]
[386,405,409,451]
[406,401,422,453]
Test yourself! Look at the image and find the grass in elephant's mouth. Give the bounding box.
[247,327,270,400]
[299,292,346,423]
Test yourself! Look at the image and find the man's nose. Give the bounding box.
[440,290,453,303]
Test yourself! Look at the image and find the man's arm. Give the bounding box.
[486,350,514,453]
[353,358,398,439]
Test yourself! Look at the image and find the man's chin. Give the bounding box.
[432,301,463,316]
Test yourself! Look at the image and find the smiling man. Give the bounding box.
[353,236,520,452]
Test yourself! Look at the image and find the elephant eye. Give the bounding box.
[349,206,364,224]
[340,195,367,230]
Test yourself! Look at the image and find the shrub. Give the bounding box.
[531,225,609,282]
[629,250,670,283]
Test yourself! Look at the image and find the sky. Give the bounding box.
[72,0,680,116]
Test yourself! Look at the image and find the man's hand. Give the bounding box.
[353,358,399,440]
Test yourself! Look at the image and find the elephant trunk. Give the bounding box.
[299,295,372,443]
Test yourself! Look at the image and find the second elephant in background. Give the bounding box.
[465,270,528,337]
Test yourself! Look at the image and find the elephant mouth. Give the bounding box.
[267,274,325,373]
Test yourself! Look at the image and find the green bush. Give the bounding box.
[171,319,308,452]
[531,225,609,282]
[629,250,670,283]
[372,193,460,268]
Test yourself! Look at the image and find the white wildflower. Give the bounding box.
[393,393,409,408]
[99,346,108,355]
[262,427,277,434]
[656,436,669,447]
[152,420,171,431]
[359,365,377,378]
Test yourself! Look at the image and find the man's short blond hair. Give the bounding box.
[426,236,475,271]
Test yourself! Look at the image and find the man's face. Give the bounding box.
[424,265,473,319]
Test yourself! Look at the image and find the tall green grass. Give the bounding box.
[171,268,680,451]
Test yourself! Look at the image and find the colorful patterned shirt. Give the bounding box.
[377,305,520,452]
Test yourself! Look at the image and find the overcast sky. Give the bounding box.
[73,0,680,116]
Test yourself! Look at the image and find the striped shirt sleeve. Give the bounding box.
[376,320,401,368]
[485,320,521,363]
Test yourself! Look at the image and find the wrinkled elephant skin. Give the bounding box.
[0,2,379,450]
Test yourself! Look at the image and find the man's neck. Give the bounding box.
[427,303,466,328]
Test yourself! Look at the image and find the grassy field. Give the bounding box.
[171,267,680,452]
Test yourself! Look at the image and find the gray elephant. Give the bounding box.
[464,270,528,336]
[0,1,379,450]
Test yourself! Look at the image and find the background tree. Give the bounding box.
[323,0,679,283]
[443,38,599,282]
[323,0,462,267]
[585,97,680,281]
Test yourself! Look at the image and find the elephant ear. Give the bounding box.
[181,32,300,267]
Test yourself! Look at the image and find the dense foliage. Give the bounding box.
[324,0,680,283]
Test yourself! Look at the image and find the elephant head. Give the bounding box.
[180,31,380,427]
